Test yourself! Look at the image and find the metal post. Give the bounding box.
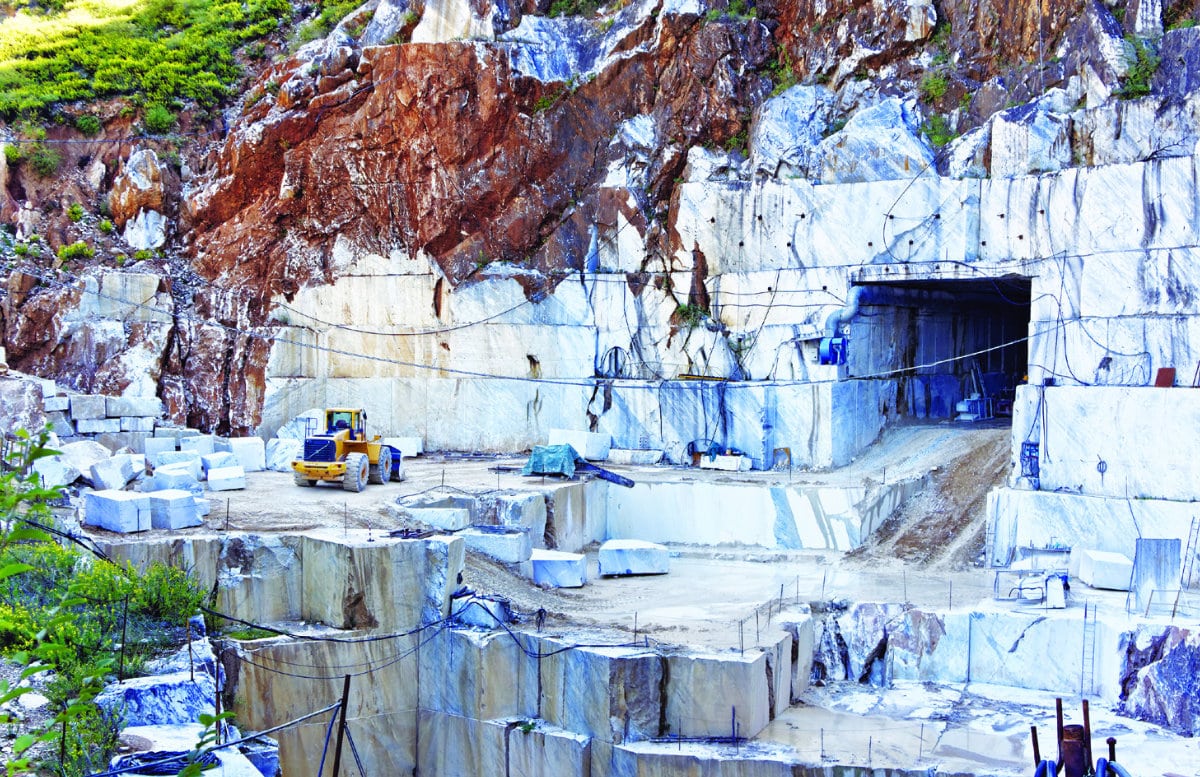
[1032,725,1042,767]
[331,674,352,777]
[119,593,129,682]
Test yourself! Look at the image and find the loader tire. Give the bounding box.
[369,446,393,485]
[343,453,369,492]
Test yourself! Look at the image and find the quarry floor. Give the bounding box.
[82,421,1200,776]
[191,422,1011,649]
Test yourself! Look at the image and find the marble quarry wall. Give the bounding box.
[99,531,1200,776]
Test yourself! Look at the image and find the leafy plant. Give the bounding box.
[133,249,155,262]
[143,103,176,134]
[29,145,61,177]
[98,218,114,234]
[0,434,207,776]
[66,202,84,222]
[3,144,22,165]
[56,240,94,261]
[768,49,797,97]
[1116,36,1160,99]
[548,0,602,18]
[74,114,101,136]
[922,113,958,147]
[674,303,707,329]
[919,71,949,102]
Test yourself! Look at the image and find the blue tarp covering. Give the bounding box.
[522,444,581,478]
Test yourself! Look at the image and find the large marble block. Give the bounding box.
[143,437,176,459]
[597,539,669,576]
[206,466,247,492]
[105,395,163,418]
[179,434,215,455]
[460,527,532,564]
[69,394,106,420]
[548,429,611,461]
[264,438,302,471]
[200,452,240,476]
[153,451,202,480]
[148,489,202,530]
[90,455,137,491]
[217,437,266,472]
[85,490,151,533]
[1077,549,1133,590]
[530,549,587,588]
[383,436,423,458]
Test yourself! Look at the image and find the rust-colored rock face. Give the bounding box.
[109,149,166,229]
[190,18,769,291]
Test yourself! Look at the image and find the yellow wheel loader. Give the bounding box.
[290,408,396,492]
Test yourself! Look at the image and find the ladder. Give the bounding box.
[1080,600,1097,698]
[1170,518,1199,619]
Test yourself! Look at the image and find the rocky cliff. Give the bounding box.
[2,0,1199,439]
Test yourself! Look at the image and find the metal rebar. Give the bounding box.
[331,674,352,777]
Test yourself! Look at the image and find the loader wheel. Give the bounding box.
[369,446,393,485]
[294,471,317,487]
[343,453,369,492]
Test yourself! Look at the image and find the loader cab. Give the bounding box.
[326,408,366,441]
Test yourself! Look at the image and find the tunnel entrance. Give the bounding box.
[851,276,1032,421]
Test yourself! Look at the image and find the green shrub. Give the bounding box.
[67,202,84,222]
[1117,36,1159,99]
[922,113,958,147]
[919,71,949,102]
[12,243,28,257]
[674,303,707,329]
[133,249,155,262]
[29,145,61,177]
[3,144,23,165]
[768,49,798,97]
[74,114,101,136]
[143,103,176,134]
[98,218,114,234]
[56,240,94,261]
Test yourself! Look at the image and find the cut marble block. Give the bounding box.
[548,429,611,461]
[121,417,156,432]
[530,549,587,588]
[142,466,200,492]
[105,395,163,418]
[698,454,752,471]
[90,455,136,491]
[148,489,202,530]
[383,436,423,458]
[460,528,532,564]
[1078,549,1133,590]
[69,394,106,420]
[179,435,215,455]
[200,452,240,477]
[153,451,202,480]
[143,437,176,459]
[217,437,266,472]
[598,539,670,576]
[77,418,121,434]
[451,594,514,627]
[607,448,664,465]
[206,466,247,492]
[42,395,69,412]
[408,507,471,532]
[85,490,151,533]
[265,438,303,471]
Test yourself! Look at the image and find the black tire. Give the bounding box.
[294,471,316,487]
[343,453,369,492]
[369,446,393,485]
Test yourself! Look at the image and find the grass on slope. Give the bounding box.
[0,0,312,116]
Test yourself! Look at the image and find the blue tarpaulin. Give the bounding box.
[521,444,581,478]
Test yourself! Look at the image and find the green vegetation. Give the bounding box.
[66,202,84,222]
[223,626,278,640]
[98,217,114,234]
[74,113,101,136]
[0,430,206,776]
[295,0,360,44]
[767,49,798,97]
[918,71,949,102]
[673,302,707,329]
[56,240,94,260]
[143,103,176,134]
[29,144,62,176]
[0,0,297,116]
[705,0,754,21]
[1170,18,1197,29]
[922,113,958,147]
[548,0,602,18]
[1116,36,1160,99]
